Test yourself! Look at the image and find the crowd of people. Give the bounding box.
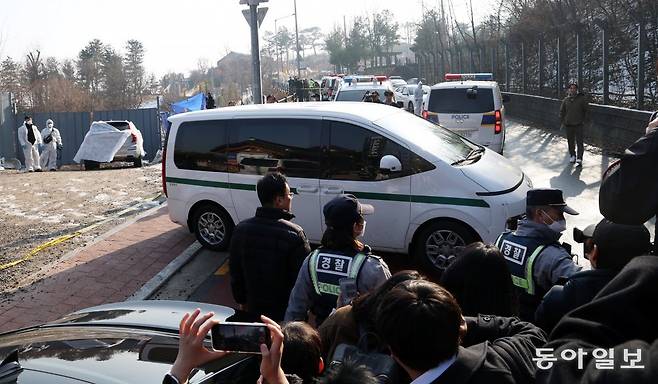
[288,77,321,102]
[17,115,64,172]
[160,111,658,384]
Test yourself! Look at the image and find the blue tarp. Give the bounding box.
[171,93,206,114]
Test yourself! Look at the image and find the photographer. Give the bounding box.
[599,110,658,241]
[165,310,287,384]
[535,219,651,333]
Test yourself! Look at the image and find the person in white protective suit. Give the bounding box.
[17,116,42,172]
[413,80,424,116]
[40,119,62,171]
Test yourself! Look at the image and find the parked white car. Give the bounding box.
[424,73,509,154]
[164,102,531,271]
[74,120,145,170]
[394,84,430,113]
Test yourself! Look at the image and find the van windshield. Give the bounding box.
[428,88,494,113]
[373,112,477,165]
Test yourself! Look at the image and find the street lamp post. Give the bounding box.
[240,0,269,104]
[275,13,295,76]
[294,0,301,77]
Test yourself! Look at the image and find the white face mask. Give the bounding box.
[541,210,566,233]
[48,123,53,128]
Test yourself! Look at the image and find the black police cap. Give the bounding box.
[526,188,578,215]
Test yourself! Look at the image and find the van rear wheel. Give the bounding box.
[192,204,233,251]
[413,220,477,274]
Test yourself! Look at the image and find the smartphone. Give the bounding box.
[211,322,271,354]
[338,278,358,307]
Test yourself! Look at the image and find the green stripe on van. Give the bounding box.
[166,177,489,208]
[344,191,488,208]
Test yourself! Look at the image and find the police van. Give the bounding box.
[423,73,509,154]
[163,102,532,271]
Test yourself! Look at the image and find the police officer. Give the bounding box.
[495,188,581,321]
[284,194,391,325]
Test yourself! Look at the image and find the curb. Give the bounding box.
[128,241,203,300]
[5,201,169,296]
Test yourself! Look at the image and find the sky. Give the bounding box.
[0,0,491,77]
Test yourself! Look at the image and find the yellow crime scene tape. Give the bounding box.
[0,193,163,272]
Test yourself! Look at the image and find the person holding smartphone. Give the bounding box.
[165,310,286,384]
[284,194,392,325]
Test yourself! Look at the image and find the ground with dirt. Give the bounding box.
[0,163,163,295]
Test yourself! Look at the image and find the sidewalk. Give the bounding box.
[0,205,195,333]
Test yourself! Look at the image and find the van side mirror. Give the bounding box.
[379,155,402,173]
[503,94,511,102]
[395,101,404,108]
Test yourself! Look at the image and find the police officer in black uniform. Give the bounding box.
[284,194,391,325]
[495,188,581,321]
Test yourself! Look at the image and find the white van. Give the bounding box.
[164,102,532,271]
[424,73,509,154]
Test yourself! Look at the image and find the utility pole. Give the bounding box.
[240,0,268,104]
[294,0,301,77]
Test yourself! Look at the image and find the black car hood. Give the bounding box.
[0,301,260,383]
[45,300,239,333]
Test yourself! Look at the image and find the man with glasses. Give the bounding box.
[229,172,311,321]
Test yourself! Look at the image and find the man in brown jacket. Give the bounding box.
[559,83,589,166]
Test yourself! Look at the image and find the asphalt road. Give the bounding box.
[154,118,649,304]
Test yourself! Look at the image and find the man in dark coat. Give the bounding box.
[229,172,311,321]
[376,280,547,384]
[599,112,658,238]
[206,92,216,109]
[535,219,651,333]
[536,256,658,384]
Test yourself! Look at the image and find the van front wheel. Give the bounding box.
[192,204,233,251]
[413,220,477,274]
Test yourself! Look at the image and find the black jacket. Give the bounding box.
[432,315,547,384]
[537,256,658,384]
[535,268,617,334]
[229,207,311,321]
[599,127,658,226]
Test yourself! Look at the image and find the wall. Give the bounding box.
[0,106,161,164]
[0,93,17,161]
[503,92,654,153]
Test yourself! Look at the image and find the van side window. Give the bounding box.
[226,118,321,178]
[328,122,434,181]
[174,120,227,172]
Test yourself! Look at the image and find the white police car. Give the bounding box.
[163,102,531,272]
[334,76,396,102]
[424,73,509,154]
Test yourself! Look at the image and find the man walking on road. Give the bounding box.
[560,83,589,166]
[229,172,311,322]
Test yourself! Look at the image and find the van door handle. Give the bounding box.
[323,186,343,195]
[296,186,319,193]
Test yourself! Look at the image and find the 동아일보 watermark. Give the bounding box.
[533,348,645,370]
